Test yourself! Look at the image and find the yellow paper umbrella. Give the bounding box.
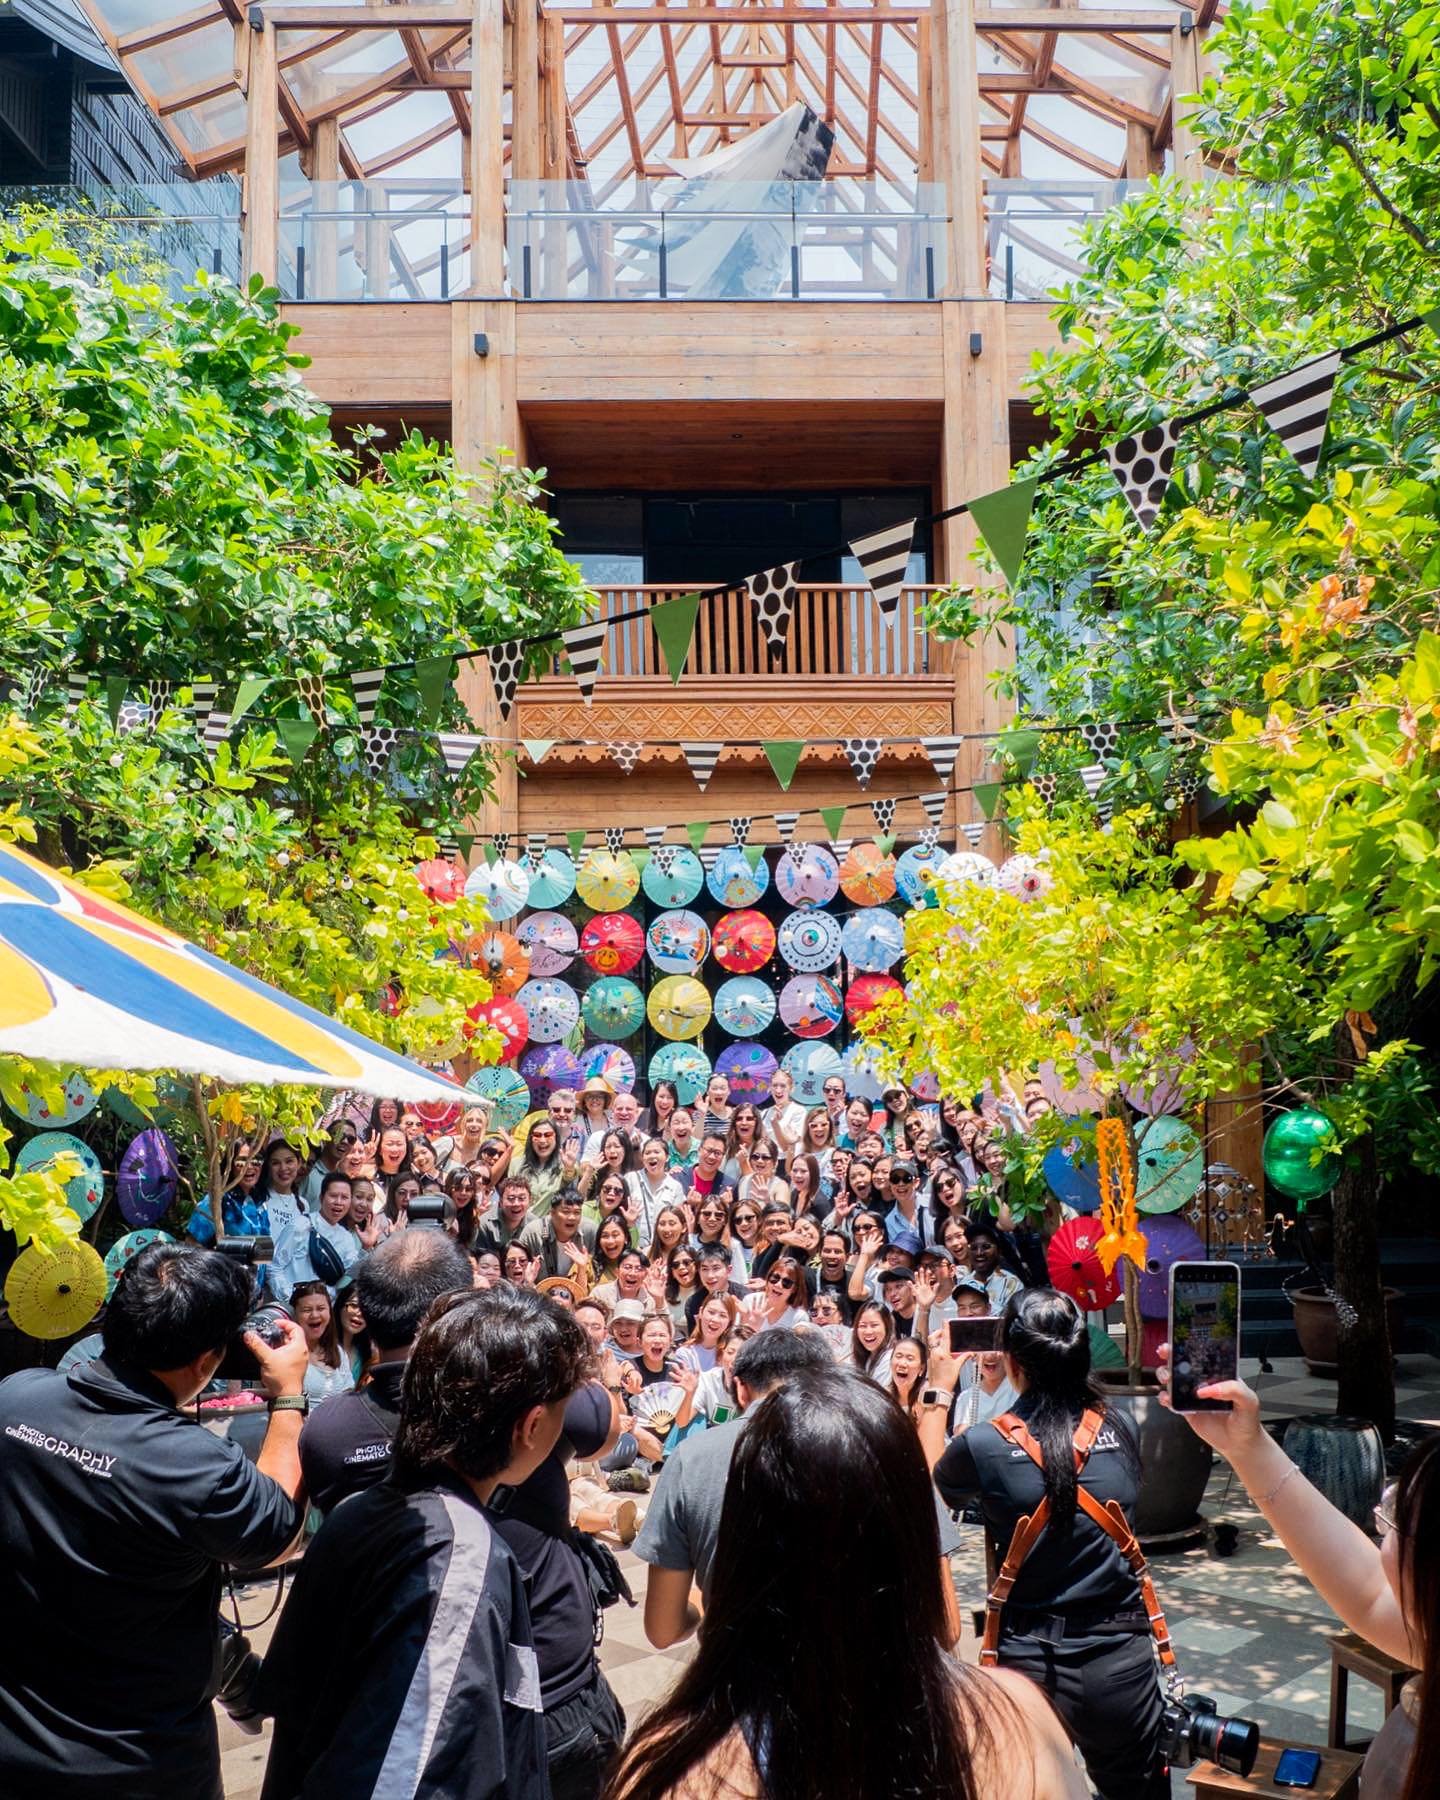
[5,1240,107,1339]
[647,975,712,1041]
[575,850,641,911]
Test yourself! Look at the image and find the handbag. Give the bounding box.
[308,1227,348,1287]
[571,1527,635,1645]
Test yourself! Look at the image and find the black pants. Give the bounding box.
[999,1626,1169,1800]
[545,1668,626,1800]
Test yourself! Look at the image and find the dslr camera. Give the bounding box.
[210,1236,289,1381]
[1159,1692,1259,1776]
[216,1617,265,1734]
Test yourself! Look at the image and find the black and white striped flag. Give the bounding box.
[437,733,483,779]
[774,810,799,845]
[190,680,219,737]
[525,831,548,870]
[682,741,723,792]
[644,824,667,850]
[66,668,90,715]
[203,709,232,756]
[563,619,609,703]
[920,791,947,828]
[960,821,985,848]
[350,668,385,728]
[698,844,721,873]
[1251,349,1341,481]
[921,736,964,789]
[849,518,916,628]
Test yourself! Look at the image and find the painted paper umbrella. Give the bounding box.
[465,1064,532,1131]
[841,907,906,973]
[712,908,776,974]
[517,977,581,1044]
[935,850,997,890]
[116,1127,179,1227]
[646,909,710,975]
[774,844,839,908]
[465,995,529,1062]
[839,842,897,906]
[714,1041,778,1103]
[520,1043,583,1098]
[714,976,777,1038]
[413,856,466,902]
[1135,1114,1204,1214]
[57,1331,105,1377]
[1136,1215,1206,1320]
[843,1040,886,1101]
[463,856,531,921]
[525,848,577,909]
[576,849,641,911]
[1046,1218,1123,1312]
[648,975,712,1041]
[1042,1138,1102,1215]
[517,911,579,979]
[580,912,646,976]
[104,1228,174,1296]
[912,1071,941,1102]
[581,975,646,1039]
[844,972,905,1027]
[4,1240,106,1339]
[579,1043,637,1093]
[895,844,946,908]
[997,853,1053,902]
[706,844,769,908]
[779,973,844,1039]
[641,846,705,908]
[1122,1037,1195,1117]
[780,1041,845,1106]
[777,909,842,973]
[468,929,531,996]
[648,1041,713,1105]
[10,1070,97,1127]
[16,1131,104,1222]
[413,1093,463,1135]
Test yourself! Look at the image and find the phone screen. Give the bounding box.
[1273,1747,1322,1787]
[948,1317,998,1355]
[1169,1261,1240,1412]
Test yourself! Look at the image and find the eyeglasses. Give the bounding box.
[1374,1484,1400,1541]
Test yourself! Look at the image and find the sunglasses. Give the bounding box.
[891,1175,917,1186]
[734,1213,758,1226]
[752,1153,775,1164]
[699,1207,725,1218]
[766,1274,795,1290]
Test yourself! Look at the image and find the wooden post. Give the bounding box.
[1169,19,1204,184]
[1125,117,1157,182]
[512,0,541,182]
[470,0,507,293]
[241,13,278,284]
[540,12,568,296]
[940,0,986,296]
[308,114,340,298]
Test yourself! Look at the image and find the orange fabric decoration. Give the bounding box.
[1094,1116,1147,1276]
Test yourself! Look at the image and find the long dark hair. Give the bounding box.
[999,1286,1112,1528]
[602,1369,996,1800]
[1395,1433,1440,1800]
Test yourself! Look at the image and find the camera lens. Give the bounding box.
[1193,1709,1259,1776]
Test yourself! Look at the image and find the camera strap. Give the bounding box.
[978,1407,1177,1685]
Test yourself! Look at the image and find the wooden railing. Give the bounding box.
[556,585,937,679]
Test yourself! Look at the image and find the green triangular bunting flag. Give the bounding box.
[483,841,499,866]
[820,805,847,842]
[997,726,1041,774]
[104,675,126,730]
[277,716,319,766]
[969,474,1039,590]
[1423,306,1440,341]
[456,832,475,862]
[686,821,709,853]
[567,829,586,859]
[414,655,453,727]
[231,676,271,728]
[652,593,701,685]
[744,845,765,871]
[974,780,1005,821]
[763,740,805,791]
[522,740,556,766]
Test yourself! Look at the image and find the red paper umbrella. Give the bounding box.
[844,972,904,1026]
[414,856,466,902]
[580,911,646,976]
[464,995,529,1062]
[1046,1218,1123,1313]
[712,908,777,974]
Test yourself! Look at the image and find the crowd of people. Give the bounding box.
[0,1067,1435,1799]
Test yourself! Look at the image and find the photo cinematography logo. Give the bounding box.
[4,1422,116,1478]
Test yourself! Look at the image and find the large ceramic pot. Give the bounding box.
[1095,1371,1214,1542]
[1281,1414,1385,1529]
[1290,1287,1403,1375]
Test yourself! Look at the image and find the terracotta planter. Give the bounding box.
[1290,1286,1403,1375]
[1094,1371,1214,1542]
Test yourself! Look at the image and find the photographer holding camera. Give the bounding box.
[0,1241,309,1800]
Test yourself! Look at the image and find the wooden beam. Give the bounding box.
[242,14,279,281]
[941,0,985,294]
[1125,114,1157,178]
[974,7,1185,28]
[511,0,541,179]
[262,3,474,25]
[1169,19,1204,182]
[550,5,924,19]
[470,0,506,290]
[117,3,220,53]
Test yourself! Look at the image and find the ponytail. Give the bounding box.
[999,1287,1102,1528]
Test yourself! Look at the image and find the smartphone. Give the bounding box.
[1168,1260,1241,1412]
[948,1317,998,1354]
[1273,1747,1322,1788]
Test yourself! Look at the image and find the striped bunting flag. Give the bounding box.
[1251,349,1342,481]
[698,844,721,873]
[525,832,548,870]
[849,517,916,628]
[563,619,609,703]
[189,680,219,738]
[643,824,667,850]
[350,668,385,728]
[66,668,90,715]
[831,838,853,863]
[202,709,232,756]
[960,821,985,848]
[437,733,484,779]
[921,736,965,789]
[682,741,723,792]
[919,791,947,828]
[774,810,799,846]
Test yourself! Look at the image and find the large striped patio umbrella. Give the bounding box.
[0,843,464,1102]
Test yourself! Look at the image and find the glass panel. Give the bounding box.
[131,19,233,101]
[984,178,1145,299]
[0,184,241,290]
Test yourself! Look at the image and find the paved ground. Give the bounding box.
[220,1353,1440,1797]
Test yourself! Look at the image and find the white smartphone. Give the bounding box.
[1167,1260,1241,1412]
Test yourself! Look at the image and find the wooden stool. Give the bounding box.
[1327,1629,1415,1749]
[1186,1738,1362,1799]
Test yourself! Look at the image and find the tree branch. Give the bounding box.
[1326,127,1436,256]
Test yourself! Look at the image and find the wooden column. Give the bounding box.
[305,115,340,298]
[937,299,1012,850]
[1125,117,1158,182]
[241,14,278,284]
[469,0,507,293]
[539,12,568,295]
[1169,20,1204,185]
[939,0,986,296]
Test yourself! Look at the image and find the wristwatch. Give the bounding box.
[268,1394,308,1414]
[919,1388,953,1410]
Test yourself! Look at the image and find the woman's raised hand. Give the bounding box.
[1154,1341,1266,1457]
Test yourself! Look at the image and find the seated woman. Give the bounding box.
[602,1367,1082,1800]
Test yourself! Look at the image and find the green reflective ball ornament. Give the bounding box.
[1262,1108,1342,1204]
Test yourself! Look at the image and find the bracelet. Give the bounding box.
[268,1394,308,1415]
[1257,1461,1301,1507]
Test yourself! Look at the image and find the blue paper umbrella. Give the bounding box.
[516,911,579,979]
[579,1043,637,1092]
[641,847,705,908]
[646,909,710,975]
[463,856,532,921]
[706,844,769,907]
[56,1332,105,1377]
[777,909,842,972]
[104,1228,174,1296]
[1042,1137,1102,1215]
[780,1042,845,1106]
[581,975,646,1038]
[841,907,906,973]
[16,1131,104,1222]
[648,1042,713,1105]
[714,1042,778,1103]
[895,844,947,907]
[519,1044,583,1097]
[843,1041,886,1102]
[516,978,581,1044]
[714,976,777,1038]
[116,1127,180,1227]
[525,848,577,909]
[1135,1115,1204,1214]
[465,1065,532,1131]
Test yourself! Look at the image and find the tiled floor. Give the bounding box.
[221,1353,1440,1797]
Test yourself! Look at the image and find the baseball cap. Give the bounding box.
[889,1161,919,1182]
[918,1244,955,1266]
[877,1266,914,1287]
[611,1299,646,1323]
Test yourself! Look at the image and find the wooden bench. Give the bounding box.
[1187,1738,1362,1799]
[1327,1629,1415,1750]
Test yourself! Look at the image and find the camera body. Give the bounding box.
[209,1237,287,1382]
[216,1617,264,1734]
[1159,1692,1259,1776]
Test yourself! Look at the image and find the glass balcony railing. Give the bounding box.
[984,179,1148,300]
[0,183,242,291]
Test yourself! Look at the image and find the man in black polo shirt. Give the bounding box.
[0,1241,308,1800]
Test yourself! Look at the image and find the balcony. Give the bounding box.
[985,179,1147,300]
